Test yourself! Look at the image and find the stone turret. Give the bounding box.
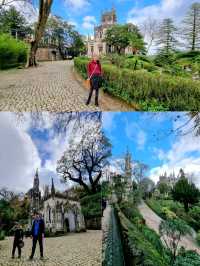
[125,147,132,180]
[51,178,55,198]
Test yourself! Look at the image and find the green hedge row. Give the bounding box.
[74,57,200,111]
[0,34,28,69]
[115,205,169,266]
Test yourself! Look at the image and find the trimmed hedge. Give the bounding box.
[115,205,169,266]
[74,57,200,111]
[0,34,28,69]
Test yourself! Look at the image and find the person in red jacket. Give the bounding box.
[86,55,103,106]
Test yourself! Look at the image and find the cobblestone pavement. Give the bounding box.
[0,230,102,266]
[0,61,133,112]
[138,201,200,255]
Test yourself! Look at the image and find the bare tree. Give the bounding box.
[57,120,111,194]
[133,161,149,184]
[141,17,159,53]
[0,0,31,8]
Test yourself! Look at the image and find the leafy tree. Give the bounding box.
[157,182,171,195]
[57,120,112,194]
[112,174,126,203]
[159,218,191,264]
[139,178,155,198]
[171,169,200,212]
[127,23,146,54]
[104,25,130,54]
[156,18,178,53]
[0,6,31,38]
[104,23,145,55]
[174,249,200,266]
[183,2,200,51]
[45,16,85,58]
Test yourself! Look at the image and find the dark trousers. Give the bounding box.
[30,235,43,258]
[87,75,102,105]
[12,239,21,258]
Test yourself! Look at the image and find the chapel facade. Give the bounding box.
[28,170,85,233]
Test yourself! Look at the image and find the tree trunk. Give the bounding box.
[184,201,189,212]
[26,41,38,67]
[26,0,53,67]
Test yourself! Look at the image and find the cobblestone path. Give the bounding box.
[0,230,102,266]
[138,201,200,255]
[0,61,133,112]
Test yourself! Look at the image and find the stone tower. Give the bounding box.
[125,148,132,180]
[51,178,55,198]
[101,7,117,25]
[124,148,133,197]
[30,169,41,215]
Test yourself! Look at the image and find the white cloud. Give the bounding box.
[64,0,90,11]
[150,126,200,187]
[127,0,200,54]
[0,113,41,192]
[82,15,96,29]
[127,0,200,25]
[125,120,147,150]
[102,112,119,133]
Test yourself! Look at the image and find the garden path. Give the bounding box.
[0,61,133,112]
[138,200,200,255]
[0,230,102,266]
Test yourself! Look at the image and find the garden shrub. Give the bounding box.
[0,34,28,69]
[80,192,101,219]
[174,250,200,266]
[0,230,5,241]
[74,57,200,111]
[116,206,169,266]
[196,231,200,246]
[161,207,177,219]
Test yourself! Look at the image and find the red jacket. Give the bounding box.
[87,60,102,78]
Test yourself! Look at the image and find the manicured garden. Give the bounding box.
[74,54,200,111]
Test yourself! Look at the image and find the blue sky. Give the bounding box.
[102,112,200,185]
[0,112,200,192]
[46,0,199,35]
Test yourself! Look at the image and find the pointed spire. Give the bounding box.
[51,178,55,198]
[33,168,39,189]
[35,168,39,179]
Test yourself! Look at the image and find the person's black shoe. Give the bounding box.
[95,103,99,107]
[18,256,21,259]
[11,256,14,259]
[86,101,89,105]
[29,256,33,260]
[40,256,44,260]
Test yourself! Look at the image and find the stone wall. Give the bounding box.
[36,48,62,62]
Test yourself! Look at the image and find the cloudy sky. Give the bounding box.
[103,112,200,186]
[6,0,200,35]
[0,112,200,193]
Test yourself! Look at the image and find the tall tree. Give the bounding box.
[172,169,200,212]
[0,6,31,38]
[156,18,178,54]
[183,2,200,51]
[104,23,145,54]
[141,17,159,53]
[26,0,53,67]
[57,119,112,194]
